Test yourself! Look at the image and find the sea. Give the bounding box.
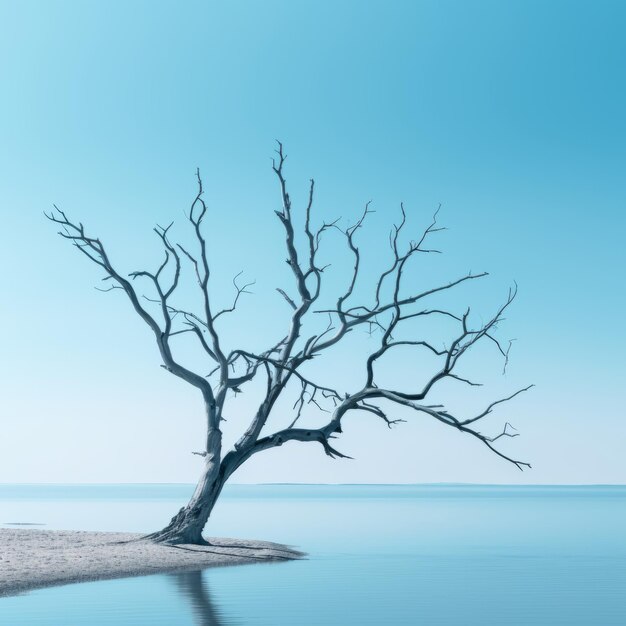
[0,484,625,625]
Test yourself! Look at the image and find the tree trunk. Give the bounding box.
[147,430,225,545]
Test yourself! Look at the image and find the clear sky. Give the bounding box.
[0,0,624,484]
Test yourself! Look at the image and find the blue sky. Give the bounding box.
[0,0,624,484]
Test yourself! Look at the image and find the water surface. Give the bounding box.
[1,484,625,625]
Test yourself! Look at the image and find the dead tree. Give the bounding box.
[46,144,532,545]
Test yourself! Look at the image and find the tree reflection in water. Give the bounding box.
[169,570,232,626]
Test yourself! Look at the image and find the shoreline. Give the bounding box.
[0,529,304,598]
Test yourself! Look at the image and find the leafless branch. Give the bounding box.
[212,272,256,321]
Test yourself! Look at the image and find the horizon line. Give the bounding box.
[1,482,625,487]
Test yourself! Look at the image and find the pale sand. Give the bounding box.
[0,529,304,597]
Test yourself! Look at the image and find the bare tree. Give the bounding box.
[46,144,532,545]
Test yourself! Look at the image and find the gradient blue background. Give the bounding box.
[0,0,624,484]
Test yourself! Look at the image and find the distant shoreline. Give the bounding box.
[0,530,303,598]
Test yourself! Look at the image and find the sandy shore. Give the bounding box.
[0,529,304,597]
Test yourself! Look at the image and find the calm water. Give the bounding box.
[1,484,625,625]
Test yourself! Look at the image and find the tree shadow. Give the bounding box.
[168,570,234,626]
